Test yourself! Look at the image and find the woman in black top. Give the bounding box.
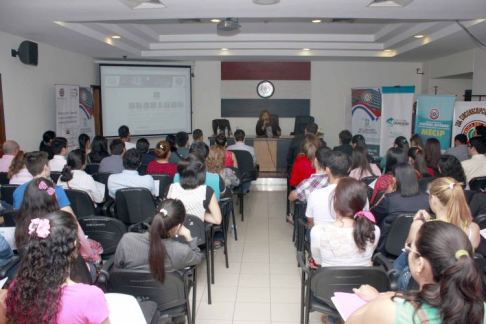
[88,135,110,163]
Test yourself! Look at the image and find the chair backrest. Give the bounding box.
[50,171,62,183]
[212,119,231,135]
[384,214,415,257]
[0,184,19,206]
[180,214,206,246]
[293,116,314,136]
[109,269,187,313]
[138,164,147,176]
[474,214,486,230]
[230,150,256,182]
[418,176,437,193]
[361,176,378,187]
[3,210,17,227]
[65,189,96,218]
[115,188,156,225]
[92,172,112,199]
[78,216,126,256]
[270,114,279,129]
[148,174,173,198]
[85,163,100,175]
[311,266,390,308]
[0,173,9,185]
[470,177,486,192]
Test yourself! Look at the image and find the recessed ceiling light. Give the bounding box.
[384,49,392,52]
[302,48,310,51]
[211,19,221,23]
[414,35,424,38]
[221,48,228,51]
[111,35,121,39]
[312,19,321,23]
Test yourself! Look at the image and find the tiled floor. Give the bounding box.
[192,190,323,324]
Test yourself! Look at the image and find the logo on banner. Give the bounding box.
[430,108,440,120]
[362,92,373,104]
[59,88,65,98]
[463,120,486,138]
[386,117,409,127]
[386,118,394,127]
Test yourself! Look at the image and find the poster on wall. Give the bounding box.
[452,101,486,143]
[79,87,95,140]
[351,88,382,160]
[415,95,456,150]
[55,85,80,150]
[379,86,415,156]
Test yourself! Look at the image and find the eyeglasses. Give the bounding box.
[403,242,421,256]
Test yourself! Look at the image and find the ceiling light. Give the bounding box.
[312,19,321,23]
[302,48,310,51]
[384,49,392,52]
[221,48,228,51]
[414,35,424,38]
[211,19,221,23]
[111,35,121,39]
[252,0,280,4]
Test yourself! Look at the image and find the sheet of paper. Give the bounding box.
[332,292,368,321]
[154,180,160,197]
[0,227,17,250]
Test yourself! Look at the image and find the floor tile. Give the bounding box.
[236,287,271,303]
[201,286,237,302]
[233,303,272,321]
[196,302,235,320]
[270,274,301,288]
[238,273,270,287]
[240,262,270,274]
[212,273,240,287]
[270,262,300,275]
[271,303,302,322]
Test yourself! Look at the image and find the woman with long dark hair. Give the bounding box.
[424,138,441,176]
[437,154,467,185]
[380,136,410,169]
[349,146,380,180]
[114,199,203,282]
[407,147,430,179]
[88,135,110,163]
[58,149,105,204]
[371,147,408,204]
[78,133,91,154]
[347,221,485,324]
[409,133,424,149]
[5,211,110,323]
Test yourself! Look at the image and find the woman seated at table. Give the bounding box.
[256,110,281,136]
[347,221,485,324]
[114,199,203,278]
[167,154,222,225]
[8,150,33,185]
[289,134,322,187]
[146,140,178,178]
[214,134,238,168]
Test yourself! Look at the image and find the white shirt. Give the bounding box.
[311,224,380,267]
[461,154,486,183]
[57,169,105,203]
[124,142,136,150]
[9,168,33,185]
[108,170,156,198]
[48,155,67,172]
[226,141,257,165]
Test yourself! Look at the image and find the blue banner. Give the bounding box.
[415,95,456,150]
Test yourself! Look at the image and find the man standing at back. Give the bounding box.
[444,134,470,162]
[119,125,135,150]
[227,129,257,166]
[169,132,190,164]
[99,139,125,174]
[0,140,20,172]
[287,123,319,171]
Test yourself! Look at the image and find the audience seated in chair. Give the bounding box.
[207,145,240,190]
[108,148,156,199]
[7,150,32,185]
[118,124,135,150]
[306,151,352,228]
[2,211,110,324]
[347,221,485,324]
[192,129,204,143]
[409,133,424,150]
[227,129,257,166]
[437,154,467,186]
[99,139,125,174]
[289,134,322,187]
[57,149,105,204]
[379,136,410,170]
[423,138,441,177]
[351,134,374,163]
[169,132,190,164]
[136,137,155,165]
[214,134,238,168]
[371,147,407,204]
[39,130,56,160]
[146,140,178,178]
[332,130,353,157]
[0,140,20,173]
[286,123,319,171]
[78,133,91,154]
[461,136,486,183]
[168,153,222,225]
[349,146,380,180]
[88,135,110,163]
[444,133,470,162]
[48,137,68,172]
[407,147,431,179]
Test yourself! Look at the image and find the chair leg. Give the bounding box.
[205,234,211,304]
[231,200,238,241]
[223,217,229,268]
[300,270,305,324]
[211,229,215,284]
[240,194,244,222]
[192,268,197,324]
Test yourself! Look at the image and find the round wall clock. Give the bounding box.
[257,80,275,98]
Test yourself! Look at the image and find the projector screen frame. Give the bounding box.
[98,63,193,138]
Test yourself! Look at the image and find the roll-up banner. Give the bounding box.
[379,86,415,156]
[79,87,96,140]
[452,101,486,143]
[415,95,456,150]
[351,88,382,160]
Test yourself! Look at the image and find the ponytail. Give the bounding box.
[59,165,73,182]
[149,213,168,283]
[446,182,472,228]
[353,211,376,252]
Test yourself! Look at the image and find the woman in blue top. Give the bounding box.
[347,221,485,324]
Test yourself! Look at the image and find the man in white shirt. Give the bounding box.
[48,137,68,172]
[108,148,156,198]
[226,129,257,166]
[306,151,351,227]
[0,140,20,172]
[461,136,486,183]
[119,125,136,150]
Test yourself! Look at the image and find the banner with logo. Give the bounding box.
[351,88,382,160]
[452,101,486,144]
[56,85,80,150]
[415,95,456,150]
[78,87,96,140]
[379,86,415,156]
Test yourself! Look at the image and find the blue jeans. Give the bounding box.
[394,251,412,292]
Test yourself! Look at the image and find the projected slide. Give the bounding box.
[100,65,192,137]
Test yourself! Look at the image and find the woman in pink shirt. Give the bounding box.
[4,210,110,323]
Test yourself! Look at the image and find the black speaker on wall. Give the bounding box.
[11,41,38,66]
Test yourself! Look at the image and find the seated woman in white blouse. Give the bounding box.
[58,149,105,204]
[310,177,380,267]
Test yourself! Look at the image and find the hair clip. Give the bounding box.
[160,208,168,217]
[449,183,455,190]
[455,249,469,260]
[39,181,55,196]
[28,218,51,239]
[158,144,166,151]
[354,210,376,223]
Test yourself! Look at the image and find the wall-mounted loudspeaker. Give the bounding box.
[11,41,38,66]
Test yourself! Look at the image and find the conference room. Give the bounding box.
[1,0,486,323]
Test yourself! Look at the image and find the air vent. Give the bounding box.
[331,18,355,23]
[120,0,166,9]
[178,19,202,24]
[368,0,413,7]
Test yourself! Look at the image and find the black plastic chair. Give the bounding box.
[298,251,395,324]
[50,171,62,183]
[0,173,9,185]
[418,176,437,193]
[65,189,97,218]
[382,214,415,259]
[3,210,17,227]
[85,163,100,175]
[138,164,147,176]
[229,151,259,222]
[148,174,173,199]
[0,255,20,280]
[92,172,112,200]
[113,188,156,226]
[293,201,306,243]
[78,216,126,259]
[212,119,232,135]
[470,177,486,192]
[372,190,386,207]
[474,214,486,230]
[0,184,19,206]
[292,115,314,136]
[362,176,379,187]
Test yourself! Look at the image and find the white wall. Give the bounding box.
[0,31,97,151]
[473,48,486,95]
